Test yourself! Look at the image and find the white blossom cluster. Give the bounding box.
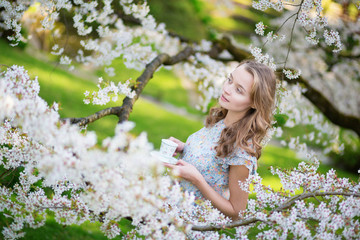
[251,0,344,72]
[1,0,182,76]
[0,0,33,46]
[69,1,165,72]
[266,12,360,116]
[255,22,266,36]
[0,66,206,239]
[275,81,345,157]
[249,45,277,70]
[180,53,231,111]
[0,65,91,238]
[237,158,360,239]
[83,77,136,105]
[250,5,359,158]
[250,0,346,86]
[282,68,302,79]
[252,0,284,12]
[323,29,342,52]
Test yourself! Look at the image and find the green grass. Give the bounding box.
[23,221,114,240]
[21,216,134,240]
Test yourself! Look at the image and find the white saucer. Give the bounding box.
[150,151,178,164]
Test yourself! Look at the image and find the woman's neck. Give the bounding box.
[224,111,246,127]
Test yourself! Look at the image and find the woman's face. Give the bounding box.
[219,64,254,116]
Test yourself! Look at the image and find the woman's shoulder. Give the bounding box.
[186,125,207,141]
[215,145,257,172]
[205,119,225,132]
[233,146,257,161]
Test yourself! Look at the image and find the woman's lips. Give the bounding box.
[221,95,229,102]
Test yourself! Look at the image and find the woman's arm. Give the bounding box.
[195,164,249,219]
[165,160,249,220]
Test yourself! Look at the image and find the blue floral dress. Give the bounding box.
[179,119,257,200]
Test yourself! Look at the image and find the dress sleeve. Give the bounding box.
[214,147,257,175]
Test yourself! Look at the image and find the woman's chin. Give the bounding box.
[218,100,223,108]
[218,99,227,108]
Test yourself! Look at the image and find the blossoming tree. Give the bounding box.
[0,0,359,239]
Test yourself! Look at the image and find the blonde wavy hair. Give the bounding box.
[205,60,277,159]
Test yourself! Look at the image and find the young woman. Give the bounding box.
[165,60,277,220]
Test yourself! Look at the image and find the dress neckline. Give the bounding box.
[216,119,226,128]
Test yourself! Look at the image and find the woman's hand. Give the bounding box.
[163,160,203,186]
[168,137,185,156]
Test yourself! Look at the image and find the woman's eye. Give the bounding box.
[236,88,242,93]
[227,78,232,83]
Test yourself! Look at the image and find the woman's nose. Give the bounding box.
[223,84,231,95]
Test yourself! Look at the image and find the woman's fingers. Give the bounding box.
[163,160,189,179]
[162,163,182,177]
[163,162,175,169]
[169,136,179,144]
[176,159,187,165]
[169,137,184,153]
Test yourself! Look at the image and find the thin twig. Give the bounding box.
[274,191,360,212]
[283,3,301,6]
[262,12,298,48]
[0,169,11,180]
[0,168,17,180]
[0,64,13,69]
[38,206,70,210]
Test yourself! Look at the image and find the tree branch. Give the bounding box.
[191,191,360,231]
[275,191,360,212]
[212,36,249,61]
[118,46,195,123]
[281,72,360,137]
[283,3,301,71]
[62,106,122,126]
[191,217,259,231]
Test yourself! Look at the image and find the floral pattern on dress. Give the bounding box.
[179,120,257,200]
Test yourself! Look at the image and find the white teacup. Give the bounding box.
[160,139,178,157]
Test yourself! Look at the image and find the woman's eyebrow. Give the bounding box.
[230,73,246,93]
